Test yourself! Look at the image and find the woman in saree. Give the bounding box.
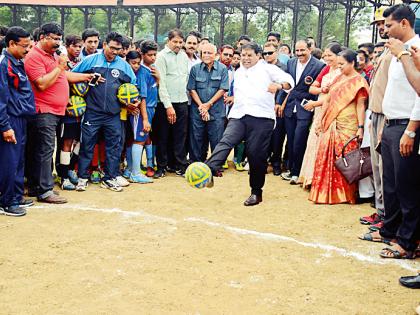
[309,49,369,204]
[298,43,343,189]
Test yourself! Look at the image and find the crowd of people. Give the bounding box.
[0,3,419,295]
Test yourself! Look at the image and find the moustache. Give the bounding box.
[53,45,60,49]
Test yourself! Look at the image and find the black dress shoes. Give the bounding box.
[399,274,420,289]
[244,194,262,206]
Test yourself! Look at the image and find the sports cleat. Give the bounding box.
[129,174,153,184]
[0,205,26,217]
[146,167,155,177]
[76,178,88,192]
[115,175,130,187]
[90,171,101,184]
[61,178,76,190]
[68,170,79,185]
[101,179,123,192]
[122,168,131,179]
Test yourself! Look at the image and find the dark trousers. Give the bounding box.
[379,124,420,251]
[270,116,287,168]
[0,116,26,207]
[285,114,311,176]
[78,110,121,181]
[189,117,224,162]
[28,113,61,198]
[206,115,274,196]
[154,102,188,171]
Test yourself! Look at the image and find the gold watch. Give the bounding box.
[397,50,411,61]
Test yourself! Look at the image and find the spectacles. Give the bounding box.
[108,46,122,52]
[46,35,62,42]
[15,43,31,49]
[223,53,233,57]
[262,51,275,56]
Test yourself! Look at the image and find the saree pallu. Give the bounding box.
[309,75,368,204]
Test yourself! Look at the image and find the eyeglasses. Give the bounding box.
[222,53,233,57]
[108,46,122,52]
[262,51,275,56]
[15,43,31,49]
[46,35,62,42]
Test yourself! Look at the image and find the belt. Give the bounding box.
[384,118,410,126]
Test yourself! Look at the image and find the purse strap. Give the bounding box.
[341,135,360,158]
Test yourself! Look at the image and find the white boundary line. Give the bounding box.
[33,204,418,272]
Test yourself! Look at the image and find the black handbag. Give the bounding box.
[334,136,373,184]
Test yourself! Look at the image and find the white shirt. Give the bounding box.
[382,35,420,120]
[296,55,311,83]
[229,60,294,120]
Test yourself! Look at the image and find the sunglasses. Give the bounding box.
[223,53,234,57]
[262,51,275,56]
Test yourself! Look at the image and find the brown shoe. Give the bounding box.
[244,194,262,206]
[38,194,67,204]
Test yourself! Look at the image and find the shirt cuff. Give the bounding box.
[0,123,12,133]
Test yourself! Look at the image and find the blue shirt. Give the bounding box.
[138,64,158,108]
[187,61,229,119]
[0,50,35,132]
[72,52,137,115]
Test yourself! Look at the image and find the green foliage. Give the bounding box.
[0,4,372,49]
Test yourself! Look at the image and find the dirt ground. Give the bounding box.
[0,165,419,315]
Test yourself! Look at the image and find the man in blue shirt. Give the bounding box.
[187,43,229,162]
[72,31,137,192]
[0,27,35,216]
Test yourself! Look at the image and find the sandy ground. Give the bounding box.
[0,165,419,315]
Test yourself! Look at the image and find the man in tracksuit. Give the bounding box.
[0,27,35,216]
[72,32,137,192]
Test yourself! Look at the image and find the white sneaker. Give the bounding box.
[290,176,299,185]
[100,179,123,192]
[115,175,130,187]
[242,160,249,171]
[75,178,88,192]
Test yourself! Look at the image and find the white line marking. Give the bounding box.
[32,204,418,272]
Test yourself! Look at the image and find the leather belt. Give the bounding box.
[384,118,410,126]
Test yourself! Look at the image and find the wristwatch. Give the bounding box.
[397,50,411,61]
[404,129,416,139]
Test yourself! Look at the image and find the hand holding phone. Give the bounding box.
[88,73,101,87]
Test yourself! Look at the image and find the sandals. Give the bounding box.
[380,247,415,259]
[358,232,394,245]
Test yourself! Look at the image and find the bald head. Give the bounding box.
[201,43,217,66]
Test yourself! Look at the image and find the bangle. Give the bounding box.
[358,125,364,129]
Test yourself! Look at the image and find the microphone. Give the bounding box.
[56,49,73,69]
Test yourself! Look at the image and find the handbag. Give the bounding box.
[334,136,373,184]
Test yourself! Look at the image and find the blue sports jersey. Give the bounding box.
[72,52,137,115]
[139,64,158,108]
[134,65,148,101]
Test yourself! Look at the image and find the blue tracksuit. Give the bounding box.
[0,50,35,207]
[72,52,137,180]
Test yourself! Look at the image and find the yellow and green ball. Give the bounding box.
[67,95,87,117]
[117,83,139,105]
[71,82,89,97]
[185,162,212,189]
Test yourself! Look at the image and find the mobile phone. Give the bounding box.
[88,73,101,87]
[300,99,309,107]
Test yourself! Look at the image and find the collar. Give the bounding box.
[163,45,178,55]
[298,55,311,67]
[140,62,153,72]
[200,60,218,71]
[4,49,22,66]
[404,34,419,45]
[34,44,53,57]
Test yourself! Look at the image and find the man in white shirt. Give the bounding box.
[205,42,294,206]
[374,4,420,260]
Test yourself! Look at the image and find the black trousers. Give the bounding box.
[206,115,274,196]
[154,102,189,171]
[379,123,420,251]
[27,113,61,199]
[270,116,287,169]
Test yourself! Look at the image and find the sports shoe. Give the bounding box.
[242,161,249,171]
[116,175,130,187]
[234,162,244,171]
[68,170,79,185]
[369,220,383,232]
[281,171,292,181]
[290,176,299,185]
[0,205,26,217]
[122,168,131,179]
[175,169,185,177]
[129,173,153,184]
[360,212,380,225]
[19,198,34,208]
[222,160,229,169]
[90,171,101,184]
[146,167,155,177]
[101,179,123,192]
[38,194,68,204]
[76,178,88,192]
[61,178,76,190]
[154,168,166,179]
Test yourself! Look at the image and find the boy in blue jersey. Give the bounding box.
[125,40,159,183]
[72,32,137,192]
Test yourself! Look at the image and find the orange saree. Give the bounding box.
[309,74,369,204]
